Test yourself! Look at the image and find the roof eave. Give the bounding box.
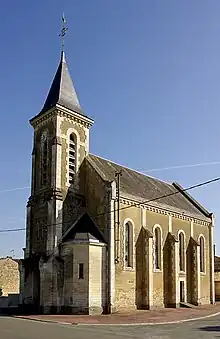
[120,190,211,222]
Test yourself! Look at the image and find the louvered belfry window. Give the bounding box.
[42,139,48,185]
[69,134,76,184]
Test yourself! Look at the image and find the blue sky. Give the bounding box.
[1,0,220,258]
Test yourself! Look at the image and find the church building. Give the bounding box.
[23,45,215,314]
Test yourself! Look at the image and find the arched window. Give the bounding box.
[69,134,76,184]
[40,131,48,186]
[199,236,205,273]
[124,222,133,268]
[179,232,185,272]
[154,227,162,270]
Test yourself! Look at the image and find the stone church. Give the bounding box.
[22,49,215,314]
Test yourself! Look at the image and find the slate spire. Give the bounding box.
[40,51,84,115]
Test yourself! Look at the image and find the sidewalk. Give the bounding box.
[15,303,220,325]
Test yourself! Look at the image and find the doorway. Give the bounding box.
[180,281,185,302]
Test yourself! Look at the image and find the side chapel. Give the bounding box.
[23,47,215,314]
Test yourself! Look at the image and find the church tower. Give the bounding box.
[24,45,93,307]
[26,49,93,253]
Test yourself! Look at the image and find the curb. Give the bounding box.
[82,311,220,326]
[14,311,220,327]
[14,317,71,326]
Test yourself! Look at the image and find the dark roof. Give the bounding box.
[87,154,211,221]
[62,212,106,243]
[40,52,84,115]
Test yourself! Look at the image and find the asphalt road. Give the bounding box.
[1,315,220,339]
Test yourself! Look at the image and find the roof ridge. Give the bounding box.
[89,153,172,185]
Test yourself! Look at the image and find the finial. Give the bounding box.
[59,13,68,53]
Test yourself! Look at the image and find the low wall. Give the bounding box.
[0,296,8,308]
[215,281,220,301]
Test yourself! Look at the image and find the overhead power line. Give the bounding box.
[0,228,26,233]
[0,175,219,234]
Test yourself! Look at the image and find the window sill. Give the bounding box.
[123,266,135,272]
[154,269,162,273]
[200,271,206,276]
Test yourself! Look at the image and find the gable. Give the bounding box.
[62,212,106,243]
[87,154,211,222]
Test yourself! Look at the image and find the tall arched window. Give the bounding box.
[124,222,133,268]
[154,227,162,270]
[40,131,48,186]
[69,134,76,184]
[199,236,205,273]
[179,232,185,272]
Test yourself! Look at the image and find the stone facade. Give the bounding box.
[22,50,215,314]
[214,256,220,300]
[0,257,20,296]
[82,164,214,311]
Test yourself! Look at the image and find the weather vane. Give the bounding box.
[59,13,68,53]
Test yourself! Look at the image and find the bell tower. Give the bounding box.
[25,50,94,260]
[23,17,94,309]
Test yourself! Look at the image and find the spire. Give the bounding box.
[40,15,84,116]
[40,51,84,115]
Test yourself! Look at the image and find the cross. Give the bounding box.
[59,13,68,53]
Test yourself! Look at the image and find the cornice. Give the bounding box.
[29,108,56,128]
[30,105,94,129]
[56,105,94,127]
[119,197,211,226]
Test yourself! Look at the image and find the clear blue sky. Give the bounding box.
[1,0,220,258]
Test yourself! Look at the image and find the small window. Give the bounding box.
[78,263,84,279]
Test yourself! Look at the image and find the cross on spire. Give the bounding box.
[59,13,68,53]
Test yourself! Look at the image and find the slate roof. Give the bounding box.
[40,52,84,116]
[62,212,106,243]
[87,154,212,221]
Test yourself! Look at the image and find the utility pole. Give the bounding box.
[115,170,122,263]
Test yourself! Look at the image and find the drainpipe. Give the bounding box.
[106,180,116,314]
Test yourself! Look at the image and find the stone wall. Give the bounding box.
[62,241,107,314]
[0,257,20,296]
[214,268,220,301]
[114,199,212,310]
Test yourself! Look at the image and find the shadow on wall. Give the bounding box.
[135,227,145,310]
